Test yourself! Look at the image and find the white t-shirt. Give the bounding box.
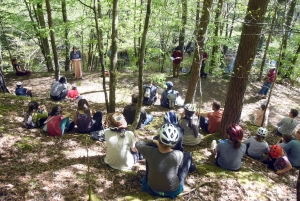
[104,129,136,170]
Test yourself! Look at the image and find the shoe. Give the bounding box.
[188,163,196,173]
[261,96,266,99]
[211,140,217,150]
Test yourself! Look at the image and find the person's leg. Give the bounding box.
[26,90,32,97]
[178,152,192,186]
[59,90,68,100]
[176,64,180,77]
[276,128,283,136]
[143,114,153,126]
[263,82,272,96]
[200,64,205,77]
[199,116,210,133]
[50,95,60,101]
[258,82,270,96]
[60,117,70,134]
[173,63,176,78]
[90,111,103,132]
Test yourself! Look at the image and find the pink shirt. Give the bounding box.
[47,116,63,136]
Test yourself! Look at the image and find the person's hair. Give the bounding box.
[175,46,180,51]
[212,100,221,110]
[282,134,293,143]
[12,58,17,63]
[260,103,266,111]
[255,135,264,142]
[132,94,138,104]
[158,138,172,149]
[78,99,89,112]
[73,46,77,49]
[28,101,39,113]
[16,85,22,88]
[290,109,298,118]
[49,105,62,116]
[226,124,243,149]
[59,77,67,84]
[184,110,198,137]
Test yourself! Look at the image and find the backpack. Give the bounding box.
[166,90,177,108]
[164,111,179,126]
[144,86,151,99]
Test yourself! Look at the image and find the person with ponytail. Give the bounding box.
[180,103,201,145]
[216,124,246,171]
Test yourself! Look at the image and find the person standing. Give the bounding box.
[171,46,183,78]
[257,64,276,99]
[70,46,83,79]
[200,51,208,78]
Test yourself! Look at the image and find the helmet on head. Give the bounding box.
[166,81,173,88]
[257,127,268,137]
[227,124,243,141]
[184,103,196,112]
[159,123,179,147]
[16,81,22,86]
[270,145,283,158]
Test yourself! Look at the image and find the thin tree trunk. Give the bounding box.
[62,0,70,71]
[223,0,237,55]
[219,0,269,138]
[290,43,300,74]
[35,3,53,71]
[45,0,60,80]
[178,0,187,53]
[134,0,137,57]
[131,0,152,131]
[185,0,213,103]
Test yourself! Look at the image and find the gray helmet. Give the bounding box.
[257,127,268,137]
[184,103,196,112]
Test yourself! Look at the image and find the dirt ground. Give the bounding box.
[0,70,299,200]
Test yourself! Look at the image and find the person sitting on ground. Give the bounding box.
[199,100,223,134]
[160,81,179,108]
[15,82,32,97]
[123,94,153,129]
[278,134,293,148]
[74,99,103,133]
[104,113,140,170]
[67,83,82,100]
[243,127,269,159]
[136,123,194,199]
[283,129,300,167]
[276,109,298,136]
[257,64,276,99]
[180,103,201,146]
[50,77,69,101]
[22,101,48,129]
[143,80,158,106]
[45,105,74,136]
[216,124,246,171]
[267,144,292,174]
[12,58,31,76]
[251,102,269,127]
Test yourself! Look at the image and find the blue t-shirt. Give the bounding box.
[283,140,300,167]
[217,141,246,170]
[15,88,27,96]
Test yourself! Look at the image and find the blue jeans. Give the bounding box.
[258,82,272,96]
[144,114,154,125]
[199,116,210,133]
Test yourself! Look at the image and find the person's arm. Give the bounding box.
[282,141,292,154]
[276,162,292,174]
[199,112,209,118]
[62,112,71,119]
[73,112,78,125]
[277,118,284,127]
[243,137,251,145]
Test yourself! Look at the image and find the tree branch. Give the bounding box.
[77,0,94,10]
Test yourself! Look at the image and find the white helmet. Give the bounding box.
[184,103,196,112]
[257,127,268,137]
[159,123,179,147]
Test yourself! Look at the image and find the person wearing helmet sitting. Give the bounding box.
[180,103,201,146]
[243,127,269,159]
[15,82,32,97]
[160,81,179,108]
[267,145,292,174]
[216,124,246,171]
[135,123,193,199]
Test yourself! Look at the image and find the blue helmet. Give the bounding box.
[166,81,173,88]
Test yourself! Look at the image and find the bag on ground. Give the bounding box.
[90,130,105,142]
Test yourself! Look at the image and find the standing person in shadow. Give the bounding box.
[70,46,83,79]
[171,46,183,78]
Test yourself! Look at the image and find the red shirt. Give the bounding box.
[67,89,79,100]
[172,51,183,64]
[266,69,276,82]
[208,110,223,133]
[47,115,63,136]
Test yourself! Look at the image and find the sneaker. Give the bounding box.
[188,163,196,173]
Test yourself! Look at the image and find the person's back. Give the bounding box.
[207,110,223,133]
[244,127,269,159]
[50,81,66,96]
[283,131,300,167]
[277,109,298,135]
[77,110,93,133]
[143,83,157,105]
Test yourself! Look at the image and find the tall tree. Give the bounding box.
[185,0,213,104]
[219,0,269,138]
[62,0,70,71]
[178,0,187,53]
[131,0,152,131]
[109,0,119,113]
[45,0,60,79]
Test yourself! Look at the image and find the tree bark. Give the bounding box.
[219,0,269,138]
[178,0,187,53]
[185,0,213,104]
[45,0,60,80]
[109,0,119,113]
[62,0,70,71]
[36,3,53,72]
[130,0,152,131]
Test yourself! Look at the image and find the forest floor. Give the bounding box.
[0,69,300,201]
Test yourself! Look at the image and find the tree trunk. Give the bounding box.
[109,0,119,113]
[219,0,269,138]
[130,0,152,131]
[259,3,278,80]
[210,0,223,70]
[223,0,237,55]
[36,3,53,72]
[45,0,60,80]
[134,0,137,57]
[178,0,187,53]
[290,43,300,74]
[62,0,70,71]
[185,0,213,104]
